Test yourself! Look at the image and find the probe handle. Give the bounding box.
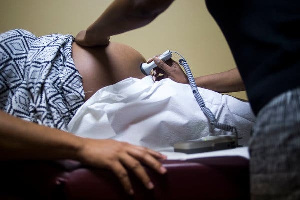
[140,50,172,75]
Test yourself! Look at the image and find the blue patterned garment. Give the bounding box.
[0,29,85,129]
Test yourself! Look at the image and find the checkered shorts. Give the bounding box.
[249,87,300,200]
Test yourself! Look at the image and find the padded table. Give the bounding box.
[0,153,249,199]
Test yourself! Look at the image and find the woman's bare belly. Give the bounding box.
[72,42,146,100]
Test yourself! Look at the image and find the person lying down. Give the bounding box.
[1,29,254,154]
[67,56,255,153]
[1,28,254,194]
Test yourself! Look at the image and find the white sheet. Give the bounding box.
[67,76,255,152]
[161,147,249,160]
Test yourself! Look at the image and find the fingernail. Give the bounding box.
[160,166,167,174]
[148,182,154,189]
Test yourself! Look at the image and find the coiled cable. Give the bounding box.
[172,51,238,138]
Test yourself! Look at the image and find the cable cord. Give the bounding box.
[172,51,238,138]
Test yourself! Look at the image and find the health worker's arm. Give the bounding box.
[0,110,167,195]
[194,68,245,93]
[152,57,245,93]
[75,0,174,47]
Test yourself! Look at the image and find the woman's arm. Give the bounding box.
[75,0,174,46]
[152,57,245,93]
[0,110,166,195]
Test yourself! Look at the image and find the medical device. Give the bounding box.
[140,50,172,75]
[140,50,239,153]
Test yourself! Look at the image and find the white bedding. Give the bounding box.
[162,147,250,160]
[67,76,255,152]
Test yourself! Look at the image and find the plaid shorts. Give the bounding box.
[0,29,85,129]
[249,87,300,200]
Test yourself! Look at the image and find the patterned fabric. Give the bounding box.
[249,88,300,200]
[0,29,85,129]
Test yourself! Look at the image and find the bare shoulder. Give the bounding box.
[72,42,146,100]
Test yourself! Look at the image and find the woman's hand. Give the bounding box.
[149,57,188,84]
[78,138,167,195]
[0,111,166,195]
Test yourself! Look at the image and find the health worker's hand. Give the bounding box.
[75,30,110,47]
[148,57,188,84]
[78,138,167,195]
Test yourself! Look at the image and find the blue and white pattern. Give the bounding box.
[0,29,85,129]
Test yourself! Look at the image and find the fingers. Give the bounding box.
[111,161,134,195]
[122,144,167,194]
[137,146,167,160]
[120,154,154,191]
[146,54,160,63]
[152,57,188,84]
[80,139,166,195]
[128,146,167,175]
[151,67,168,82]
[153,57,172,74]
[147,57,154,63]
[121,146,167,193]
[106,142,167,195]
[147,55,176,82]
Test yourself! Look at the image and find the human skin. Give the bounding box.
[152,57,245,93]
[72,42,146,100]
[1,0,175,195]
[1,0,246,196]
[0,42,167,196]
[1,0,176,196]
[75,0,174,47]
[75,0,244,94]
